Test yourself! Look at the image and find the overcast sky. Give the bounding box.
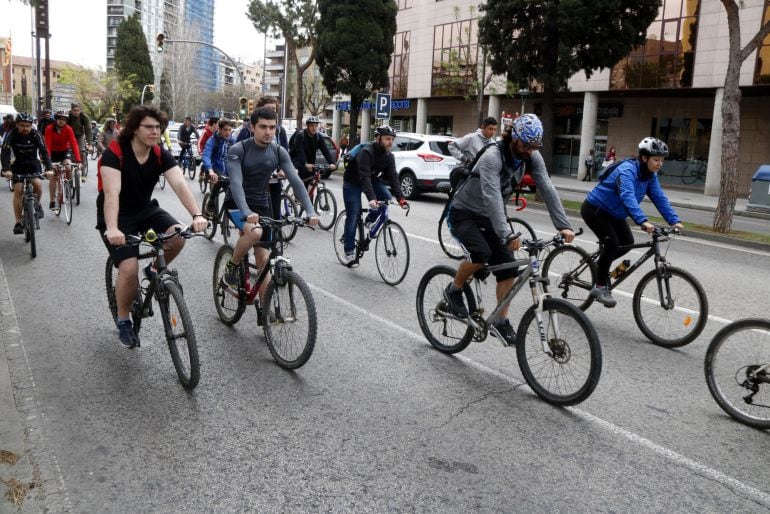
[2,0,268,69]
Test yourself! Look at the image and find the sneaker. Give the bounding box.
[342,253,359,268]
[117,320,140,349]
[221,261,240,289]
[492,319,517,346]
[49,201,56,210]
[12,221,24,235]
[443,284,468,319]
[35,201,44,219]
[81,174,87,183]
[590,285,617,308]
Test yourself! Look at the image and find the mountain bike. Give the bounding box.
[287,165,338,231]
[201,176,237,245]
[212,216,318,369]
[541,226,708,348]
[14,173,46,259]
[179,144,195,180]
[105,226,204,389]
[51,162,74,226]
[333,200,411,286]
[416,233,602,406]
[435,182,536,261]
[705,318,770,429]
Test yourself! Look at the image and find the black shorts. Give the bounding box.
[51,150,74,163]
[448,207,518,281]
[98,202,180,266]
[11,162,42,181]
[223,199,272,242]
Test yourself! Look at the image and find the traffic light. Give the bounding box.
[239,97,248,119]
[156,33,165,53]
[247,99,255,115]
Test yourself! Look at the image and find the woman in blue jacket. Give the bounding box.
[581,137,684,307]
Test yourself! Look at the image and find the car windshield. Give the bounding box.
[430,141,453,156]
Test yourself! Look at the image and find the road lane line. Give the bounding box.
[307,282,770,508]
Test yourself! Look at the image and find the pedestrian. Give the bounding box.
[602,145,616,168]
[339,132,349,155]
[583,148,596,182]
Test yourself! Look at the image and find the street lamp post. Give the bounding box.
[140,84,154,105]
[517,88,530,114]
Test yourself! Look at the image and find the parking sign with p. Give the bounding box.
[375,93,391,120]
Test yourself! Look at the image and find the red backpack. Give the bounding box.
[97,139,162,193]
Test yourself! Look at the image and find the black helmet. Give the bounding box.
[638,137,669,157]
[374,125,396,137]
[15,112,34,123]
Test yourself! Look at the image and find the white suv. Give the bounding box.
[391,132,458,199]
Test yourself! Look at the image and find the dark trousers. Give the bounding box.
[580,200,634,285]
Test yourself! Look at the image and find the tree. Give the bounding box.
[303,65,331,117]
[13,95,33,112]
[247,0,318,126]
[478,0,659,170]
[712,1,770,233]
[113,13,154,112]
[316,0,397,145]
[158,25,204,120]
[58,67,135,122]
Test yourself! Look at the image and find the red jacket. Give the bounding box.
[45,124,81,162]
[198,126,214,154]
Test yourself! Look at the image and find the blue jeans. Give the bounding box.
[342,181,392,255]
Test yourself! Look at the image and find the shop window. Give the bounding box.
[755,0,770,84]
[426,115,453,135]
[390,32,410,98]
[431,19,478,97]
[652,117,711,161]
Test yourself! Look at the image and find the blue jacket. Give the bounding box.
[586,159,680,226]
[203,131,234,174]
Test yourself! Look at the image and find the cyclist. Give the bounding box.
[581,137,684,308]
[198,116,219,187]
[67,103,90,168]
[37,109,55,137]
[97,118,118,155]
[0,114,15,143]
[202,118,235,216]
[44,111,81,213]
[288,115,337,183]
[448,117,498,164]
[177,116,199,168]
[1,113,53,234]
[220,107,319,293]
[91,121,99,145]
[341,125,409,268]
[250,96,289,220]
[442,114,575,345]
[97,105,207,348]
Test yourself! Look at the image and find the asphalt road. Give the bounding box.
[1,169,769,512]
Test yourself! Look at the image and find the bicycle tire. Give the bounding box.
[262,269,317,369]
[81,158,89,177]
[159,280,200,389]
[280,193,299,243]
[332,210,358,265]
[438,210,464,260]
[199,175,208,194]
[221,212,236,246]
[212,245,246,325]
[159,174,166,189]
[375,220,410,285]
[202,193,217,240]
[705,318,770,429]
[516,298,602,406]
[632,266,708,348]
[73,169,81,206]
[507,217,536,262]
[415,265,476,354]
[25,199,36,258]
[541,245,597,311]
[105,257,143,332]
[62,181,73,225]
[185,158,195,180]
[313,188,338,231]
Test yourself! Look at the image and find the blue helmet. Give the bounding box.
[512,113,543,148]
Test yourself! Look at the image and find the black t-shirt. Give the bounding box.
[98,142,177,215]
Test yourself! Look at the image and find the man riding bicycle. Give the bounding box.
[202,118,235,216]
[97,105,207,349]
[44,111,81,213]
[177,116,199,165]
[581,137,684,308]
[1,113,53,235]
[341,125,408,268]
[221,107,318,295]
[66,103,90,172]
[289,115,337,184]
[442,114,575,345]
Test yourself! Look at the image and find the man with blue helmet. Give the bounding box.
[442,113,575,345]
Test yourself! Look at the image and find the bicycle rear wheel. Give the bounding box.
[705,319,770,429]
[185,157,195,179]
[375,220,410,285]
[332,210,356,265]
[202,193,217,240]
[541,245,597,311]
[159,280,200,389]
[280,193,299,243]
[516,298,602,406]
[105,257,143,332]
[438,210,463,260]
[415,265,476,354]
[62,181,73,225]
[24,199,36,258]
[72,169,81,206]
[212,245,246,325]
[313,188,337,231]
[632,266,708,348]
[262,269,317,369]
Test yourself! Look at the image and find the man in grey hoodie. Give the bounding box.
[448,117,498,164]
[443,113,575,345]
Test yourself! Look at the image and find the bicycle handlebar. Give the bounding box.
[124,225,204,247]
[241,215,316,231]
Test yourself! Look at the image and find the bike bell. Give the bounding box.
[145,228,158,243]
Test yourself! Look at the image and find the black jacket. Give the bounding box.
[289,129,334,173]
[1,128,53,172]
[343,143,403,201]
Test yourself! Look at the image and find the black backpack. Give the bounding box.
[448,142,500,196]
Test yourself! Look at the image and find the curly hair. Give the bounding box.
[118,105,169,145]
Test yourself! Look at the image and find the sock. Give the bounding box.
[117,317,130,324]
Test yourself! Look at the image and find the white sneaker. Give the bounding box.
[342,253,359,268]
[590,285,617,308]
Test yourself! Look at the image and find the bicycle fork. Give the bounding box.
[654,263,675,310]
[530,280,561,357]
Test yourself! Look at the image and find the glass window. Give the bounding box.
[389,32,410,98]
[755,0,770,84]
[397,0,412,9]
[429,140,453,156]
[431,19,478,97]
[393,136,420,152]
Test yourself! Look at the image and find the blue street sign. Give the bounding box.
[375,93,391,120]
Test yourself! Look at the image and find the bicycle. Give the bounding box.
[105,226,204,389]
[435,182,536,261]
[13,173,46,258]
[416,233,602,406]
[332,200,411,286]
[212,216,318,369]
[705,318,770,429]
[277,181,300,246]
[288,165,338,231]
[179,144,195,180]
[79,146,89,178]
[201,176,237,245]
[541,226,708,348]
[681,159,706,185]
[51,162,74,226]
[198,166,209,194]
[87,141,101,160]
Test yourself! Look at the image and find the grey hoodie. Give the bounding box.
[448,128,492,163]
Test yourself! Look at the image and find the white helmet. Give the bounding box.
[638,137,669,157]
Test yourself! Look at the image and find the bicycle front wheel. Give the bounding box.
[24,199,36,258]
[202,193,217,240]
[199,175,208,193]
[159,280,200,389]
[81,158,89,177]
[516,299,602,406]
[280,193,299,243]
[632,266,708,347]
[705,319,770,429]
[415,265,476,354]
[62,181,73,225]
[438,211,463,260]
[375,221,410,285]
[73,169,81,206]
[212,245,246,325]
[262,269,317,369]
[507,217,536,261]
[541,245,597,311]
[313,188,337,230]
[186,159,195,180]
